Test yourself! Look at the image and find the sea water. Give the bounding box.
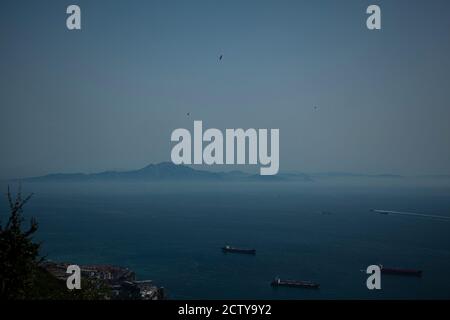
[1,181,449,299]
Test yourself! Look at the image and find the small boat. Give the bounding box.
[371,209,389,215]
[271,277,319,289]
[221,245,256,255]
[380,265,422,277]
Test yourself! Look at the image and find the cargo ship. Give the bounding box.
[271,277,320,289]
[380,265,422,277]
[221,245,256,255]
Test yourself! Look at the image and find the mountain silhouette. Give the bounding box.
[21,162,306,182]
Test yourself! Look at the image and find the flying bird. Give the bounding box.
[219,54,223,61]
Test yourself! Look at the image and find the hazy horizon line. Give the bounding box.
[4,161,450,181]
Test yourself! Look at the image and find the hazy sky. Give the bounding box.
[1,0,450,179]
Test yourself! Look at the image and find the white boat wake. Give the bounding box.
[372,209,450,221]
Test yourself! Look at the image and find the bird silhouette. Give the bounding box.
[219,54,223,61]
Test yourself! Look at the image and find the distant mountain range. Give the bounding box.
[13,162,417,183]
[20,162,310,183]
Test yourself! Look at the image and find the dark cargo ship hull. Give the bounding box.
[271,280,320,289]
[222,247,256,255]
[381,268,422,277]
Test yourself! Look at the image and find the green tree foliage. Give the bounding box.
[0,186,112,300]
[0,186,40,299]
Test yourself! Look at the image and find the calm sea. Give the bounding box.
[1,181,450,299]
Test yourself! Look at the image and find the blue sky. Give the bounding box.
[1,0,450,178]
